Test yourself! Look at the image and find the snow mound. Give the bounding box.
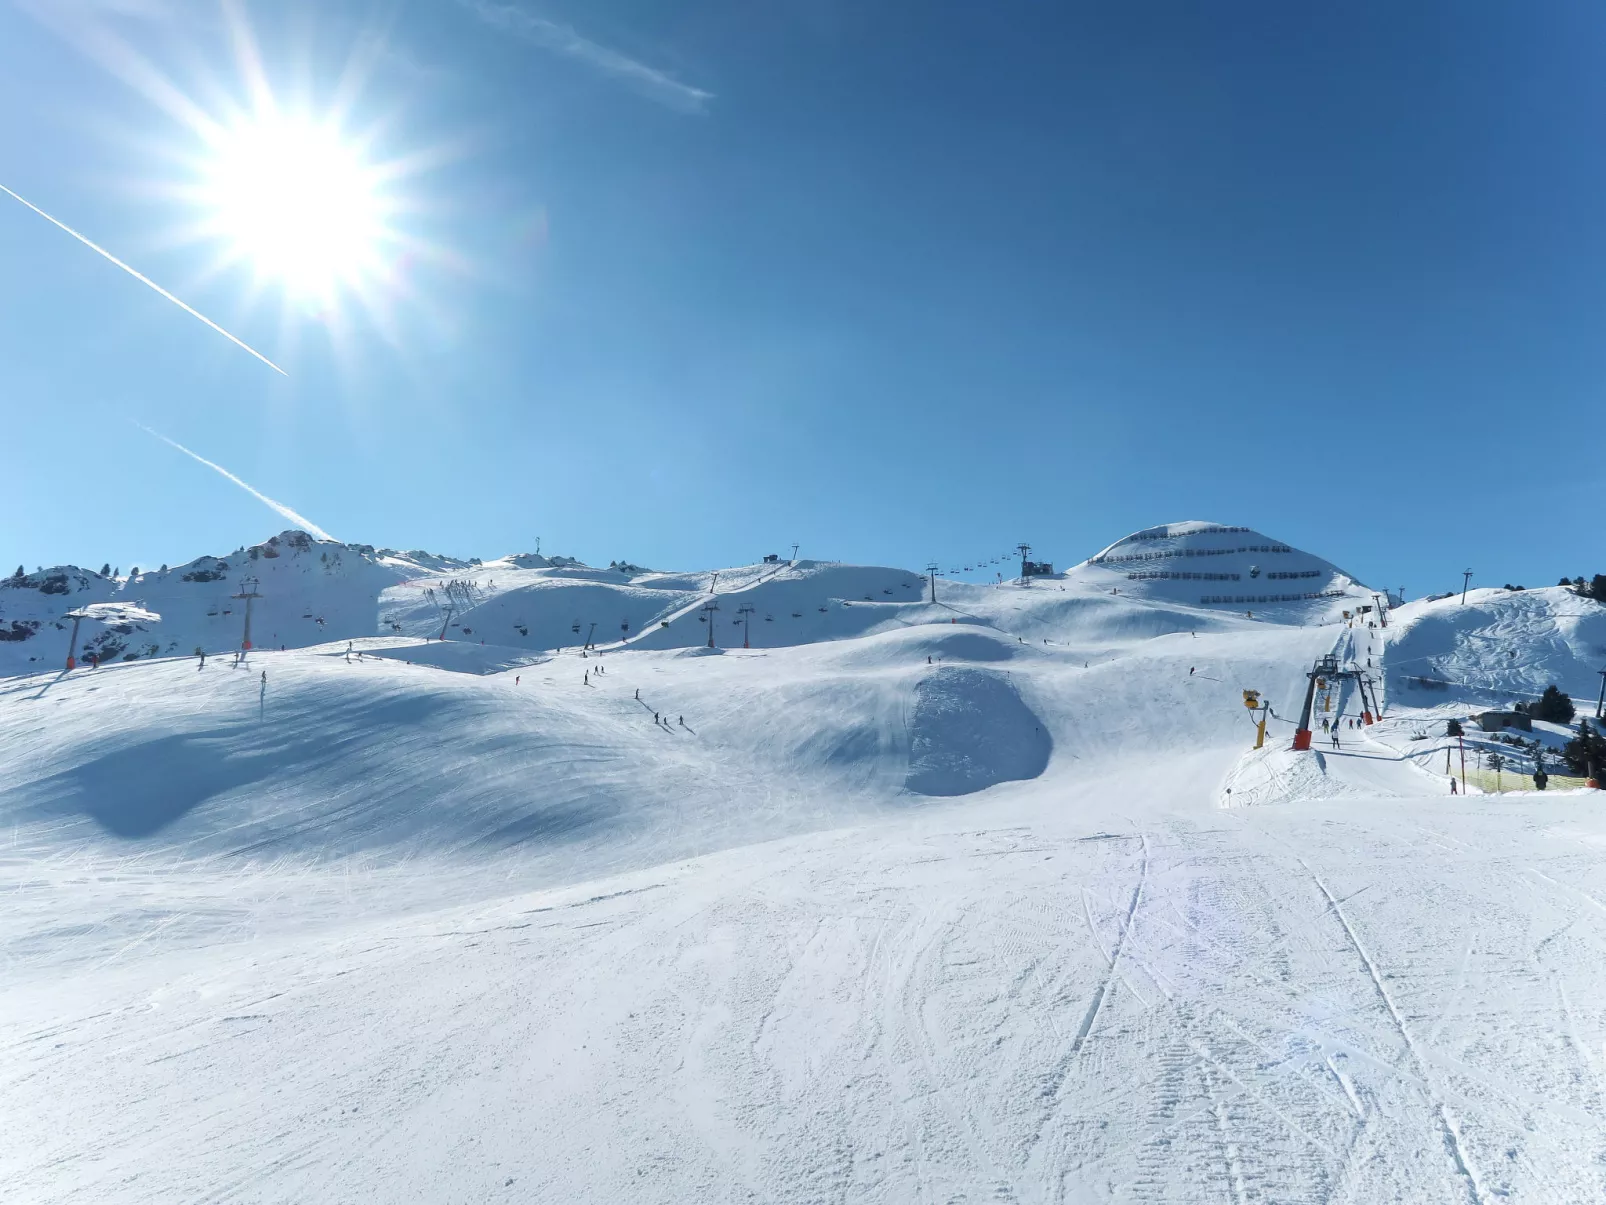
[905,667,1051,796]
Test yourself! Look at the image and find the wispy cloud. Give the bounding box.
[135,423,336,542]
[454,0,712,113]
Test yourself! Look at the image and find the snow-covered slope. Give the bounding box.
[1386,583,1606,708]
[6,520,1606,1204]
[1071,519,1376,619]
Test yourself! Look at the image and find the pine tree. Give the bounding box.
[1590,574,1606,602]
[100,563,111,577]
[1563,720,1606,777]
[1533,684,1575,724]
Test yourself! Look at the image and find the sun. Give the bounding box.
[198,112,393,301]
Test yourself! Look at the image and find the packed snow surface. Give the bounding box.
[4,522,1606,1203]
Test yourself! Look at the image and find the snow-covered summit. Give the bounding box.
[1069,519,1375,617]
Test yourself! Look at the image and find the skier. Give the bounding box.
[516,676,521,685]
[1189,667,1195,676]
[1450,778,1458,794]
[654,711,659,723]
[197,648,206,670]
[678,716,684,726]
[635,688,640,700]
[584,670,589,686]
[1332,732,1341,749]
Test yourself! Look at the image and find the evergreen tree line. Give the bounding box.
[1559,573,1606,601]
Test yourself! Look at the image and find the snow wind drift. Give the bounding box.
[905,668,1051,797]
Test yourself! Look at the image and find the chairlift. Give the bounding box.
[818,606,828,613]
[302,610,313,619]
[222,608,233,616]
[764,614,774,622]
[791,612,802,618]
[206,606,219,617]
[571,621,581,633]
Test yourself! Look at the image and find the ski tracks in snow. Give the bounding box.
[1301,858,1489,1205]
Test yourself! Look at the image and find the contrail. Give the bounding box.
[0,182,287,375]
[135,423,336,542]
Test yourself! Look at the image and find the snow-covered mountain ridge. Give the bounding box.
[1,520,1380,676]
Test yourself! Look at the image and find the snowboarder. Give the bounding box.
[516,676,521,685]
[1189,667,1195,676]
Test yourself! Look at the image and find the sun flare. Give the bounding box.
[199,113,390,300]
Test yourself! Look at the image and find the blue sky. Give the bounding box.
[1,0,1601,596]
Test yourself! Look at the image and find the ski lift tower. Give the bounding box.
[926,562,939,603]
[1292,653,1381,750]
[1017,544,1032,585]
[232,577,262,652]
[737,603,755,649]
[62,609,89,671]
[701,599,720,648]
[60,601,162,670]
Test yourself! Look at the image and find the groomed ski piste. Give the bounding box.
[5,520,1606,1203]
